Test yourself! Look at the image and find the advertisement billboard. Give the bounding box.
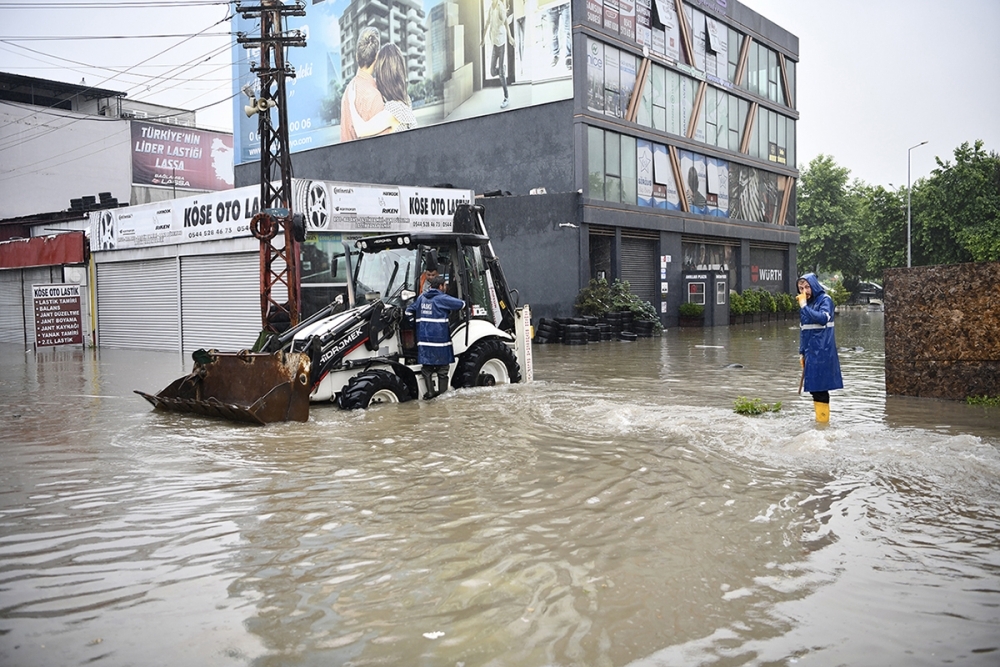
[232,0,574,165]
[131,121,234,191]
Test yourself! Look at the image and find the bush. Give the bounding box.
[757,288,777,313]
[679,302,704,317]
[776,292,797,313]
[741,288,761,314]
[575,278,662,332]
[730,291,746,315]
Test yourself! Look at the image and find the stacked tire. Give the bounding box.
[534,318,562,344]
[633,320,656,337]
[562,323,588,345]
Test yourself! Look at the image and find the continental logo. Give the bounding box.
[333,187,354,194]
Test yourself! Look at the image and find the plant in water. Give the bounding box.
[966,395,1000,407]
[733,396,782,415]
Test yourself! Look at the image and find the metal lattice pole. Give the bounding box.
[236,1,306,332]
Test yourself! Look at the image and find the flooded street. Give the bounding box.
[2,311,999,667]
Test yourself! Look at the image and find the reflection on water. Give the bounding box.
[1,312,998,666]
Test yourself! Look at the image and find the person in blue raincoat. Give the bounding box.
[797,273,843,422]
[406,275,466,398]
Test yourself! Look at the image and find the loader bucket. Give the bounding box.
[135,349,312,425]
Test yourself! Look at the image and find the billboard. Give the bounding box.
[131,121,234,191]
[232,0,574,165]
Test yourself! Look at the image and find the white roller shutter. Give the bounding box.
[97,258,180,351]
[180,253,261,353]
[0,270,26,344]
[621,235,659,305]
[0,268,56,345]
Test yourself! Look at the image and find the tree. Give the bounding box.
[916,140,1000,263]
[855,183,907,276]
[796,155,865,280]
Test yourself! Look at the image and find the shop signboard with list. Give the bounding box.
[33,284,83,347]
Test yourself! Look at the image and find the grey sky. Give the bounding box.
[2,0,998,191]
[740,0,1000,189]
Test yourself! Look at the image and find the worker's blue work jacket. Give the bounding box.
[798,273,844,393]
[405,289,466,365]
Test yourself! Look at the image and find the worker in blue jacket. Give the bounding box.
[797,273,843,423]
[406,275,466,398]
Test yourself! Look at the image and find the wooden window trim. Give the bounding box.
[668,145,690,213]
[686,80,707,140]
[739,101,758,154]
[626,57,651,123]
[733,35,752,88]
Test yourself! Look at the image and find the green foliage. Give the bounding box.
[729,291,746,315]
[797,155,864,280]
[575,278,612,316]
[826,279,851,307]
[740,288,761,313]
[733,396,782,415]
[679,302,704,317]
[757,288,777,313]
[966,395,1000,407]
[917,141,1000,263]
[776,292,797,313]
[575,278,662,331]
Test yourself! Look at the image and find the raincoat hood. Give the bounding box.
[798,273,825,300]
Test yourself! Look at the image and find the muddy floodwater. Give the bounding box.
[1,311,999,667]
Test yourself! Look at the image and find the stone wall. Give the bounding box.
[884,262,1000,399]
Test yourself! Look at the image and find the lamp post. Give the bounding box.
[907,140,928,268]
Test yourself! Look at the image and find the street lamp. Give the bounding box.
[907,140,928,268]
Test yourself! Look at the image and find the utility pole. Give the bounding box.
[236,0,306,332]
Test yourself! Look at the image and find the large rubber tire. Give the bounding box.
[453,339,522,388]
[338,370,410,409]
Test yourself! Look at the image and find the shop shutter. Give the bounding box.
[180,253,262,353]
[97,258,180,351]
[0,268,56,345]
[620,235,659,305]
[0,270,27,344]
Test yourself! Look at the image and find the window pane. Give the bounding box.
[769,110,778,161]
[738,98,749,151]
[621,52,637,119]
[665,69,680,134]
[680,75,692,137]
[637,65,651,127]
[777,114,786,164]
[786,116,796,167]
[606,130,621,177]
[768,48,778,102]
[606,176,622,204]
[704,87,717,147]
[587,38,604,113]
[786,60,796,107]
[588,126,605,199]
[758,106,768,159]
[728,28,740,83]
[621,135,637,205]
[747,42,757,92]
[716,91,728,148]
[652,65,666,132]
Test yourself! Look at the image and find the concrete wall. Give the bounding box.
[236,100,577,197]
[884,262,1000,399]
[476,192,582,321]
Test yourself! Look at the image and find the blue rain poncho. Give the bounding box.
[405,289,466,365]
[798,273,844,393]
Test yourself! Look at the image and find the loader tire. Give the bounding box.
[338,370,410,409]
[453,339,521,388]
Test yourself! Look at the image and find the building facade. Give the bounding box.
[240,0,799,326]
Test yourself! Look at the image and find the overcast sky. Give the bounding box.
[739,0,1000,188]
[2,0,998,190]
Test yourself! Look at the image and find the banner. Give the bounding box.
[232,0,573,165]
[90,180,473,251]
[131,121,234,191]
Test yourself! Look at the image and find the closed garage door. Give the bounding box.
[180,253,261,353]
[97,258,179,350]
[0,267,58,345]
[621,234,659,305]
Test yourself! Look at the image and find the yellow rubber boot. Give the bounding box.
[814,402,830,423]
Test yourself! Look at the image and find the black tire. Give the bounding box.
[619,331,638,341]
[338,370,411,409]
[453,339,522,388]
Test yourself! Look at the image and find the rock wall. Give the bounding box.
[884,262,1000,399]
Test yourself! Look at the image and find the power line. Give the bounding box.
[0,1,229,8]
[0,33,231,40]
